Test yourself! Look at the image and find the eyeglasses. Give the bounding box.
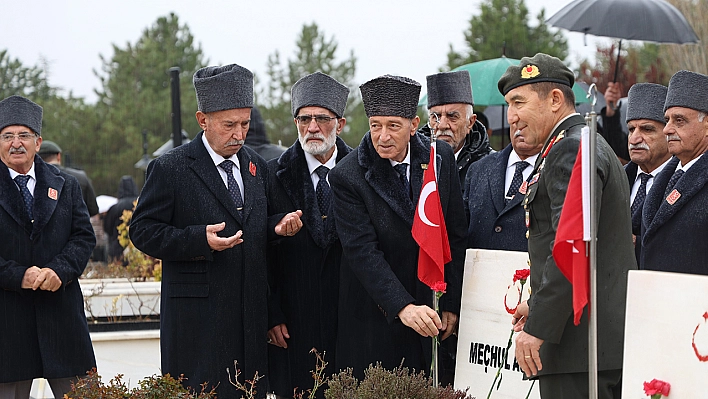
[0,133,38,142]
[295,115,336,126]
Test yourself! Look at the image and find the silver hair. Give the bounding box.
[699,111,706,122]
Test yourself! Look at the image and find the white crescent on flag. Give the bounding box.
[417,181,439,227]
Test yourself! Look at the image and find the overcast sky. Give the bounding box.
[3,0,605,103]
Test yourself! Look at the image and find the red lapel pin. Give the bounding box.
[666,189,681,205]
[48,187,58,200]
[249,162,256,176]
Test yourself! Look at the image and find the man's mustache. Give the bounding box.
[629,143,650,151]
[225,139,245,146]
[9,146,27,154]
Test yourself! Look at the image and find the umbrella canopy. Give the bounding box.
[547,0,699,44]
[419,56,589,107]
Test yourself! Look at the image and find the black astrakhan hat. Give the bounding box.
[626,83,668,124]
[193,64,253,113]
[0,95,43,135]
[498,53,575,96]
[360,75,421,119]
[664,70,708,114]
[426,70,473,108]
[291,72,350,118]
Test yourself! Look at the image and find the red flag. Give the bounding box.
[552,134,590,326]
[413,142,452,289]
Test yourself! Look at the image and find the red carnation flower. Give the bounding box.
[643,378,670,398]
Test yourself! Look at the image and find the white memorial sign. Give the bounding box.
[622,270,708,398]
[454,249,539,399]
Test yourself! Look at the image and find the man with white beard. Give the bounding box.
[422,70,493,183]
[265,72,352,398]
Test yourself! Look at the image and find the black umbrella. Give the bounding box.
[548,0,699,81]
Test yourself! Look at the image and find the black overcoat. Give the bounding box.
[266,138,351,396]
[0,156,96,383]
[328,132,467,378]
[523,115,636,376]
[130,133,274,399]
[641,155,708,275]
[463,144,529,251]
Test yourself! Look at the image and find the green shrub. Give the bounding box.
[64,369,216,399]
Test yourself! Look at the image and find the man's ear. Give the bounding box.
[410,116,420,136]
[196,111,207,130]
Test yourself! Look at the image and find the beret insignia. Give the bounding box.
[521,65,540,79]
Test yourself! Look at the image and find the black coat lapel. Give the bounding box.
[187,132,242,223]
[643,157,679,236]
[238,147,259,224]
[648,154,708,234]
[625,162,641,234]
[358,132,416,226]
[276,137,352,248]
[32,157,65,238]
[491,145,512,215]
[0,165,32,232]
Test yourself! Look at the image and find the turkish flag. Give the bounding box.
[413,142,452,289]
[552,129,591,326]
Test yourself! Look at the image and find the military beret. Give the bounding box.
[38,140,62,155]
[498,53,575,96]
[0,95,43,135]
[360,75,421,119]
[193,64,253,113]
[291,72,350,118]
[664,70,708,114]
[426,70,474,108]
[626,83,668,124]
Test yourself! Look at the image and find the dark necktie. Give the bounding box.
[315,166,332,217]
[631,173,652,215]
[663,169,684,198]
[14,175,34,221]
[505,161,529,204]
[219,160,244,213]
[394,163,410,199]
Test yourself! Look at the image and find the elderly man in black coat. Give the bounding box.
[329,75,467,379]
[499,54,636,398]
[130,64,302,399]
[0,96,96,398]
[266,72,352,397]
[621,83,670,264]
[642,70,708,275]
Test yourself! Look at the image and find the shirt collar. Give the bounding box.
[304,146,339,175]
[202,133,240,170]
[389,143,412,168]
[678,153,703,172]
[7,162,36,181]
[507,150,539,169]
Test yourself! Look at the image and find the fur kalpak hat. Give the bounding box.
[664,70,708,114]
[498,53,575,96]
[193,64,253,113]
[360,75,421,119]
[0,95,43,135]
[291,72,350,118]
[426,70,474,108]
[626,83,668,124]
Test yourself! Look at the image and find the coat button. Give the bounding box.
[494,226,502,233]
